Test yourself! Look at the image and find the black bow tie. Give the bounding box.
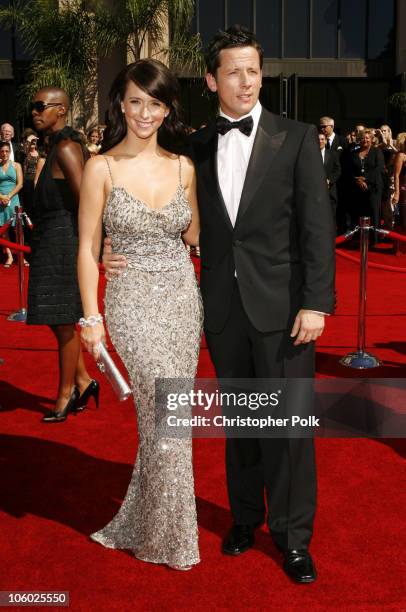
[216,115,254,137]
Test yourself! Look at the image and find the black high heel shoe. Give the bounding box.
[76,379,100,412]
[42,388,80,423]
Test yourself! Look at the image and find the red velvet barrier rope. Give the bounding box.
[0,237,31,253]
[336,249,406,272]
[384,230,406,243]
[1,232,405,268]
[335,227,360,245]
[0,219,13,236]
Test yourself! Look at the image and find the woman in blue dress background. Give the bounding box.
[0,141,23,267]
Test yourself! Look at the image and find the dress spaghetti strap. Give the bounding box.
[178,155,183,188]
[103,156,114,188]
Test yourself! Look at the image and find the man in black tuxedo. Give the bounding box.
[319,116,346,154]
[103,26,335,583]
[193,27,334,584]
[319,132,341,214]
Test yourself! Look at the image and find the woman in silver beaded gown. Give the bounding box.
[78,60,202,570]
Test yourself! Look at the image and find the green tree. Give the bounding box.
[0,0,98,126]
[389,93,406,115]
[94,0,203,72]
[0,0,203,127]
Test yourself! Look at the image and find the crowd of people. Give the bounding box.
[0,121,106,264]
[317,116,406,241]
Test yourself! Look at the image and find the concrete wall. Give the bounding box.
[396,0,406,74]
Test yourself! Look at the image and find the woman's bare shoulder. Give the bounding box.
[179,154,195,177]
[179,153,194,167]
[83,154,109,177]
[102,143,127,159]
[180,155,195,190]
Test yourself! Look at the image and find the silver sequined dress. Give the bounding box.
[90,157,203,567]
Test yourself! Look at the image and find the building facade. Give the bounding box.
[181,0,406,132]
[1,0,405,134]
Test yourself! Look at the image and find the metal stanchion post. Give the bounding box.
[340,217,381,369]
[7,206,27,322]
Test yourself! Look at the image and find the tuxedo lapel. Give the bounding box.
[235,111,287,227]
[201,127,234,231]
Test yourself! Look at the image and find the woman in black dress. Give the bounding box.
[341,129,385,237]
[393,133,406,231]
[27,87,98,422]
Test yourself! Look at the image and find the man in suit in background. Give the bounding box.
[103,26,335,584]
[0,123,17,161]
[319,116,346,154]
[319,132,341,215]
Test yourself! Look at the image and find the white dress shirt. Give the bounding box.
[217,101,262,227]
[321,147,326,163]
[328,132,343,151]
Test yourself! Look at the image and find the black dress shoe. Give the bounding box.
[42,388,80,423]
[222,525,255,556]
[283,549,317,583]
[76,379,100,412]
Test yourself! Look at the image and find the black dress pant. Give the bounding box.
[205,280,317,551]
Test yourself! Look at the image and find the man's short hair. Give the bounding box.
[319,116,334,127]
[205,25,264,75]
[0,123,14,138]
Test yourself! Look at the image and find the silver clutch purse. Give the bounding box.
[95,343,131,401]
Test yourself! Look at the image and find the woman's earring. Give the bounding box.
[121,106,125,114]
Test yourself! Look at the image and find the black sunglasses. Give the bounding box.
[30,101,63,113]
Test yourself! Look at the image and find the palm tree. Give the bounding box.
[93,0,203,72]
[0,0,203,128]
[389,93,406,114]
[0,0,99,126]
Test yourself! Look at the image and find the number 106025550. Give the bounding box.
[0,591,69,606]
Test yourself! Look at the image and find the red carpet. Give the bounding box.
[0,252,405,611]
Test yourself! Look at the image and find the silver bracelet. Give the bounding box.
[79,314,103,327]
